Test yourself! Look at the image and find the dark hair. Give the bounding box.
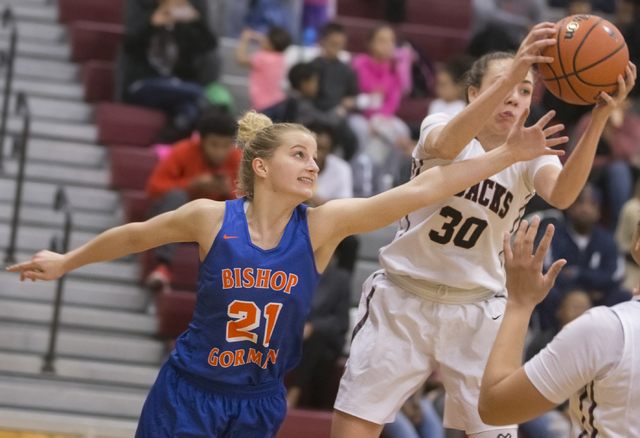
[288,62,318,91]
[196,111,239,138]
[267,26,292,52]
[236,111,313,200]
[462,52,516,103]
[306,120,337,149]
[320,22,345,40]
[443,55,475,85]
[366,23,395,45]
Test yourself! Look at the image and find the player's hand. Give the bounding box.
[6,250,67,282]
[510,22,557,83]
[505,109,567,162]
[593,62,637,117]
[503,216,566,309]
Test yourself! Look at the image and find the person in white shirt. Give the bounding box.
[331,22,636,438]
[480,215,640,438]
[427,56,473,117]
[306,121,353,206]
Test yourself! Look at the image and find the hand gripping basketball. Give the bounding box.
[509,22,558,84]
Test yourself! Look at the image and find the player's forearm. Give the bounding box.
[547,116,606,209]
[420,145,517,205]
[62,223,155,274]
[432,77,519,158]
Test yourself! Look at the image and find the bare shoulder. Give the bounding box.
[175,199,226,236]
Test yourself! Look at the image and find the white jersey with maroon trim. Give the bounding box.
[379,113,562,292]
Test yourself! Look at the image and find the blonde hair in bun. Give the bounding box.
[236,111,313,200]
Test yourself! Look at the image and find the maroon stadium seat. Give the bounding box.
[121,189,153,223]
[334,17,468,63]
[336,0,383,20]
[156,289,197,338]
[404,0,472,29]
[58,0,125,24]
[108,146,158,191]
[276,409,333,438]
[96,102,166,146]
[82,61,115,103]
[70,21,124,62]
[396,97,432,128]
[140,244,200,291]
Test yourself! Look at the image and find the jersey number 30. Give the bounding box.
[429,206,488,249]
[226,300,283,347]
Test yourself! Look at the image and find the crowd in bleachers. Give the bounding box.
[61,0,640,436]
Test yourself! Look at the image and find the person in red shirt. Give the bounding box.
[146,110,241,288]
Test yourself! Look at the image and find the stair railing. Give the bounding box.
[0,7,17,170]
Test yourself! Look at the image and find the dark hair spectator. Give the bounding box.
[267,26,292,52]
[288,62,318,91]
[319,22,345,40]
[196,110,239,138]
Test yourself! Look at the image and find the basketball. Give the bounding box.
[538,15,629,105]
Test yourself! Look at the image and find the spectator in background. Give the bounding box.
[349,25,412,182]
[535,184,630,331]
[616,180,640,290]
[383,387,445,438]
[570,98,640,229]
[519,289,592,438]
[118,0,219,137]
[243,0,302,43]
[311,22,360,159]
[306,121,353,206]
[236,27,291,111]
[285,250,351,409]
[427,56,474,117]
[549,0,616,14]
[145,111,241,289]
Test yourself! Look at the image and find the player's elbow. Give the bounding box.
[429,141,459,160]
[478,392,511,426]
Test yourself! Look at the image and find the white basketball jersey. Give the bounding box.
[567,300,640,437]
[379,113,562,292]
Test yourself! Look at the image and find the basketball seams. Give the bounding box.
[541,42,627,85]
[556,17,591,103]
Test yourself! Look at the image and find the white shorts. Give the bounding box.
[334,271,515,434]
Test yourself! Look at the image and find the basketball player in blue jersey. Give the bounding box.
[7,108,565,437]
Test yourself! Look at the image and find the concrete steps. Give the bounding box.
[0,77,83,100]
[0,375,147,419]
[0,35,69,60]
[2,159,110,188]
[0,321,164,365]
[6,115,96,143]
[0,203,119,233]
[14,57,78,82]
[3,137,107,167]
[0,299,156,335]
[0,272,147,312]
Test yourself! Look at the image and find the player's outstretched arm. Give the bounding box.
[424,22,557,160]
[534,62,637,209]
[478,217,566,425]
[6,199,223,282]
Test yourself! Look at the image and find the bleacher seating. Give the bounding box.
[58,0,125,25]
[156,289,197,338]
[108,146,158,191]
[139,244,200,291]
[276,409,333,438]
[96,102,166,146]
[121,190,153,223]
[82,60,115,103]
[70,21,124,62]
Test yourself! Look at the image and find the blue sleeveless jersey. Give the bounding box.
[169,197,321,390]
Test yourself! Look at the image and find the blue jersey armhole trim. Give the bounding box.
[200,199,235,267]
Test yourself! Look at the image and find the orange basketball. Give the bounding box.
[538,15,629,105]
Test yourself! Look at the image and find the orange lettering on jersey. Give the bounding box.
[242,268,255,288]
[222,269,234,289]
[284,274,298,294]
[256,269,271,289]
[270,271,286,291]
[219,351,234,368]
[234,349,246,366]
[233,268,242,287]
[247,348,263,365]
[262,349,279,369]
[208,348,220,366]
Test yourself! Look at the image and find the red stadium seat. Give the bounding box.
[108,146,158,191]
[156,289,197,338]
[396,97,432,129]
[333,17,468,63]
[276,409,333,438]
[70,21,124,62]
[58,0,125,24]
[82,61,115,103]
[404,0,472,29]
[96,102,166,146]
[139,244,200,291]
[121,189,153,223]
